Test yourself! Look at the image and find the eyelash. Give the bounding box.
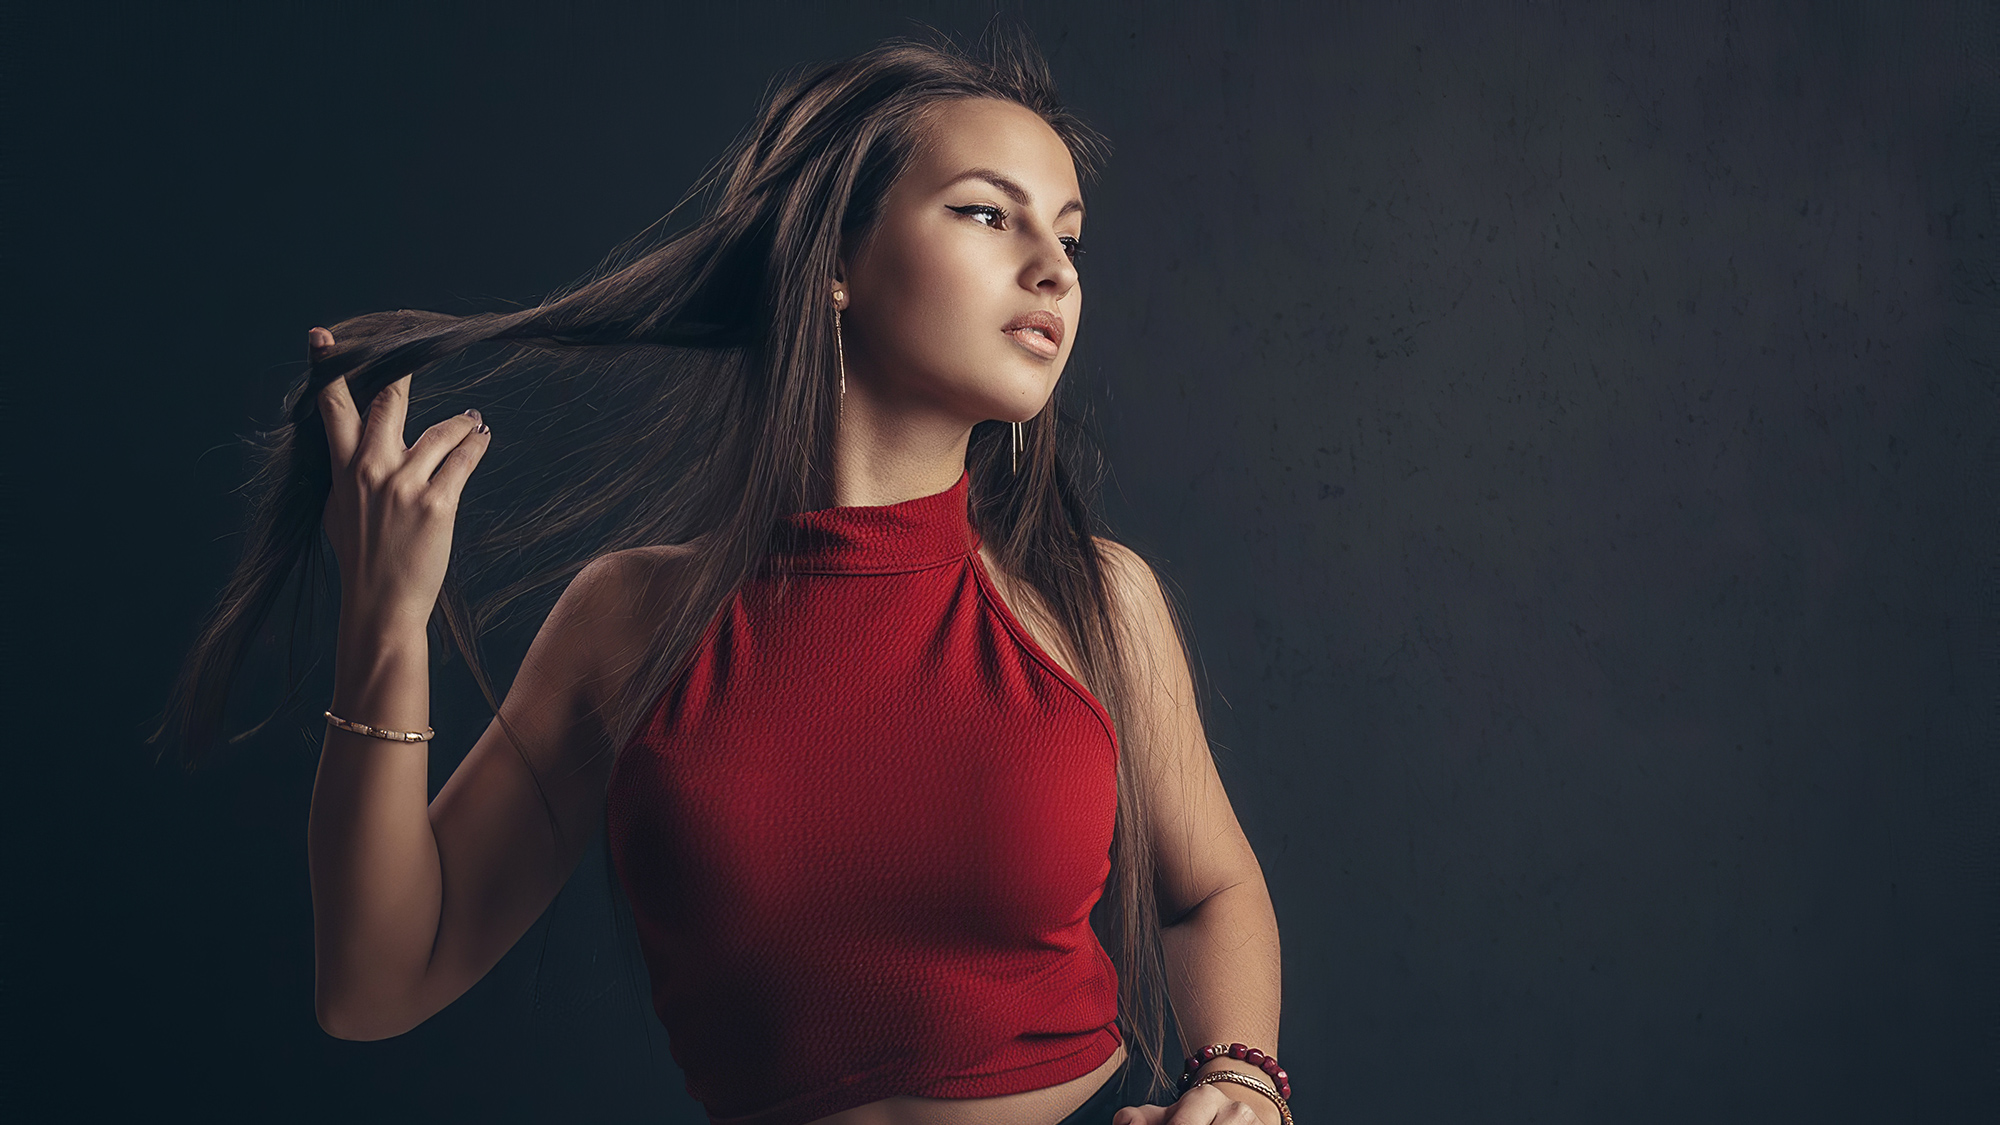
[948,204,1086,261]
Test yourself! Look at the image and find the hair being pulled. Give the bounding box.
[152,26,1182,1098]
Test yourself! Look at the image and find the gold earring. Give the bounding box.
[832,291,846,415]
[1011,419,1023,474]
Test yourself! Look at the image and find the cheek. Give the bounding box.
[1061,287,1082,360]
[865,235,996,369]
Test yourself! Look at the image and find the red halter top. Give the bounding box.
[604,471,1123,1125]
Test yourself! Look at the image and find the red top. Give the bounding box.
[605,471,1123,1125]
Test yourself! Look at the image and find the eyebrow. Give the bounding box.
[943,168,1085,221]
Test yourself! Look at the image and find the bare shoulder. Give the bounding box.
[1089,536,1202,718]
[1089,536,1176,639]
[1090,535,1154,587]
[565,544,697,614]
[530,544,699,712]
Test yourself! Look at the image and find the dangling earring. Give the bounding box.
[1011,419,1023,475]
[831,288,846,416]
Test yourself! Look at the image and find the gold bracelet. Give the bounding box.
[324,709,434,743]
[1191,1070,1295,1125]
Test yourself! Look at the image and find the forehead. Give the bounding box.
[906,98,1081,203]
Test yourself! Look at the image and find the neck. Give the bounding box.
[826,383,976,508]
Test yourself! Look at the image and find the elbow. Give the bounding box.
[312,940,453,1039]
[315,986,422,1042]
[315,1002,398,1042]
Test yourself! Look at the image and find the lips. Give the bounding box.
[1002,310,1064,358]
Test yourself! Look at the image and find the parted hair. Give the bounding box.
[152,25,1183,1098]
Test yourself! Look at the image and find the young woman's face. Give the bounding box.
[839,97,1084,426]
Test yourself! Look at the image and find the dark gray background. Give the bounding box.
[12,1,1995,1122]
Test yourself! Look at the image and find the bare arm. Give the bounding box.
[304,327,657,1040]
[1097,541,1285,1125]
[309,554,642,1040]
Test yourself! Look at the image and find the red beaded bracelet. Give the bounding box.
[1179,1041,1291,1100]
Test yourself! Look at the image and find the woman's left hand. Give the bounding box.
[1113,1082,1281,1125]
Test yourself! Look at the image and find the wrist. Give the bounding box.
[338,600,434,645]
[336,609,429,656]
[1180,1044,1293,1124]
[1224,1088,1288,1120]
[1205,1081,1283,1125]
[1182,1042,1290,1100]
[331,622,430,725]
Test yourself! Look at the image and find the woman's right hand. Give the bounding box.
[312,327,493,635]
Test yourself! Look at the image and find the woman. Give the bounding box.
[156,31,1286,1125]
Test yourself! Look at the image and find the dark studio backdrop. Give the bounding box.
[10,1,1995,1122]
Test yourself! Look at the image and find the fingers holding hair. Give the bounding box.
[311,327,362,471]
[426,415,493,510]
[406,407,491,488]
[357,372,415,475]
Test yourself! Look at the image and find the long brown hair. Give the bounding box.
[152,27,1178,1097]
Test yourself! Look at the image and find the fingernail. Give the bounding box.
[463,408,482,423]
[476,423,490,434]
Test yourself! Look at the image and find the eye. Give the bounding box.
[949,204,1086,264]
[947,203,1008,227]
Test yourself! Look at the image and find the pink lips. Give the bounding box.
[1002,310,1064,358]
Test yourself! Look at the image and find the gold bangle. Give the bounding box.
[1191,1070,1294,1125]
[324,710,434,743]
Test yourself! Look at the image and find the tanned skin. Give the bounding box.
[308,97,1282,1125]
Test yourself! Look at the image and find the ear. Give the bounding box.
[830,261,849,310]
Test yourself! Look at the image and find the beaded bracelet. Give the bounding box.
[1180,1041,1291,1100]
[1190,1071,1294,1125]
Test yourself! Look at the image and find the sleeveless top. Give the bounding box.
[604,471,1123,1125]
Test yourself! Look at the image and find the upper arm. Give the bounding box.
[419,547,673,1000]
[1095,538,1267,924]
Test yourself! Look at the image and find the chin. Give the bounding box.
[984,377,1061,425]
[926,361,1059,425]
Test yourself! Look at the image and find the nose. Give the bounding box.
[1022,230,1078,302]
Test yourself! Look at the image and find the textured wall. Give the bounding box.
[14,2,1994,1122]
[1071,4,1994,1121]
